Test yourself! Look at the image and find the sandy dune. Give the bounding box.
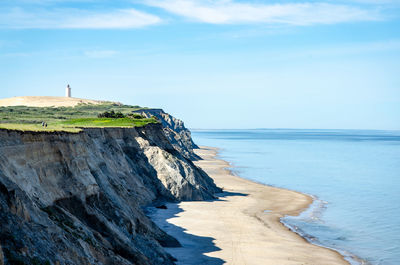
[0,96,113,107]
[150,146,349,265]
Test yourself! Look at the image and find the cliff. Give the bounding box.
[132,109,200,160]
[0,123,221,265]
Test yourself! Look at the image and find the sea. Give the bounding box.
[191,129,400,265]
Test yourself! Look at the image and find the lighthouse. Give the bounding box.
[66,84,71,97]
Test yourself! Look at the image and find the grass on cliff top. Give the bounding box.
[0,103,157,132]
[61,117,158,128]
[0,123,82,132]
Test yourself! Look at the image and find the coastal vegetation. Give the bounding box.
[0,103,158,132]
[61,117,158,128]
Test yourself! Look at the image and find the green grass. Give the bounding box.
[0,123,82,132]
[61,117,158,128]
[0,103,157,132]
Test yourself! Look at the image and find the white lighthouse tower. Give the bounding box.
[66,84,71,97]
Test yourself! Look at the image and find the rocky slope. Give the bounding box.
[132,109,200,160]
[0,123,221,265]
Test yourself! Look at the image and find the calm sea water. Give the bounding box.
[191,129,400,265]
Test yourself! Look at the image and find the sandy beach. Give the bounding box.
[150,146,349,265]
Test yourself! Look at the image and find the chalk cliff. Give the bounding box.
[0,123,221,265]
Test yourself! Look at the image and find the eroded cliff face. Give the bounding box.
[0,124,221,265]
[132,109,200,160]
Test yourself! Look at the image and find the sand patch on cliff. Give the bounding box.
[0,96,111,107]
[151,146,349,265]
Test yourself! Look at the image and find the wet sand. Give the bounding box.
[150,146,349,265]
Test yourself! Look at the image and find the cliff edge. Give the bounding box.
[132,109,200,160]
[0,123,221,265]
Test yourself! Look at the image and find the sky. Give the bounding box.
[1,0,399,130]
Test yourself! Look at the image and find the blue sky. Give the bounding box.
[1,0,399,129]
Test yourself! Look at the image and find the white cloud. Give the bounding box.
[145,0,382,25]
[84,50,119,58]
[0,8,161,29]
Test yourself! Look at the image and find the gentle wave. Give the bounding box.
[192,129,400,265]
[281,197,366,265]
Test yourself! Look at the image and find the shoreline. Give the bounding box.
[280,199,367,265]
[150,146,351,264]
[224,162,364,265]
[214,147,366,265]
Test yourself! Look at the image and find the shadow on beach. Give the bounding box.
[148,191,248,265]
[214,191,247,200]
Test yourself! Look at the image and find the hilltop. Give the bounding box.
[0,97,199,159]
[0,97,153,132]
[0,96,120,107]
